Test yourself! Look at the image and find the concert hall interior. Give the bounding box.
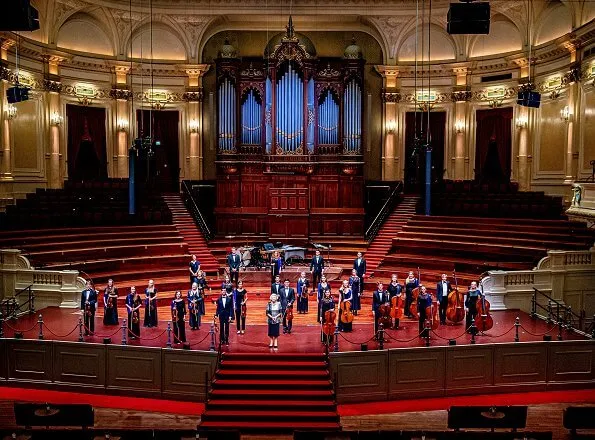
[0,0,595,439]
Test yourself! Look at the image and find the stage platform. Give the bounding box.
[1,307,587,353]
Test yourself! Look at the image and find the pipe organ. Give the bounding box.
[214,19,365,239]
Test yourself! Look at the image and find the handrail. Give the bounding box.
[14,284,33,298]
[531,287,590,337]
[181,180,213,241]
[365,181,403,242]
[2,284,35,319]
[532,287,582,321]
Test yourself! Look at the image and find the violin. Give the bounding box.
[446,271,465,323]
[390,292,404,320]
[323,309,336,336]
[427,294,440,330]
[285,303,294,321]
[340,300,354,324]
[241,302,247,318]
[107,296,114,309]
[132,310,139,324]
[85,302,92,317]
[409,268,421,319]
[475,283,494,331]
[172,306,178,322]
[377,303,392,329]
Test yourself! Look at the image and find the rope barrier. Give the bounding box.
[336,331,377,346]
[519,324,558,337]
[384,329,427,343]
[189,331,213,347]
[430,325,473,341]
[478,324,517,339]
[3,321,38,333]
[44,323,80,339]
[83,324,123,338]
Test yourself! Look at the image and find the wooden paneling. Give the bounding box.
[547,340,595,387]
[494,343,547,388]
[52,342,106,388]
[162,350,218,401]
[329,351,388,403]
[106,346,161,396]
[446,345,493,394]
[0,339,6,380]
[388,347,446,399]
[6,339,53,383]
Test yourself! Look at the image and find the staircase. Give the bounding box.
[366,195,419,270]
[161,194,219,274]
[199,352,341,433]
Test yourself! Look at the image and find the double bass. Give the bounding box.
[446,270,465,323]
[409,268,421,319]
[340,300,354,324]
[475,281,494,331]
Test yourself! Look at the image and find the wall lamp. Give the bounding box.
[117,119,129,132]
[560,105,571,122]
[454,120,464,134]
[5,104,17,120]
[386,119,396,134]
[189,119,200,133]
[515,115,528,129]
[50,112,63,126]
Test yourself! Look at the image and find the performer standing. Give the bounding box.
[317,275,331,322]
[103,279,119,326]
[465,281,482,333]
[271,274,282,298]
[404,271,419,318]
[296,271,309,314]
[436,274,452,325]
[215,288,233,345]
[310,249,325,290]
[188,282,202,330]
[338,279,353,332]
[233,280,247,335]
[353,251,367,297]
[372,282,389,338]
[144,279,158,328]
[319,288,335,345]
[266,294,282,349]
[125,286,142,339]
[171,291,187,344]
[417,285,432,337]
[196,270,210,310]
[80,280,97,336]
[227,247,241,286]
[388,274,403,329]
[271,251,283,283]
[221,274,234,297]
[279,279,295,334]
[349,269,361,315]
[189,255,201,285]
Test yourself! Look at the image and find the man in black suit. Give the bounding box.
[310,249,324,289]
[271,274,282,298]
[227,247,241,286]
[372,282,389,338]
[80,280,98,335]
[436,273,452,325]
[215,288,233,345]
[279,279,295,334]
[353,251,367,296]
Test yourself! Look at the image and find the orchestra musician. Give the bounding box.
[233,280,247,335]
[125,286,142,339]
[319,288,335,344]
[317,275,331,322]
[103,279,119,326]
[80,280,97,335]
[221,274,234,297]
[465,281,482,333]
[436,274,452,325]
[188,282,202,330]
[388,274,403,328]
[310,249,325,291]
[227,247,241,286]
[266,294,281,349]
[215,288,233,345]
[353,251,367,297]
[296,271,309,314]
[372,282,389,338]
[144,279,158,328]
[279,279,295,334]
[171,291,187,344]
[189,254,201,285]
[338,279,353,332]
[417,285,432,337]
[271,251,283,283]
[404,271,419,318]
[196,270,210,305]
[271,274,282,298]
[348,269,361,316]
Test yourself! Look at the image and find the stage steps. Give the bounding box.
[162,194,219,275]
[199,352,340,432]
[365,195,419,271]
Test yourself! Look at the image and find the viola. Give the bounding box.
[285,303,294,322]
[323,309,336,336]
[446,271,465,323]
[390,294,404,320]
[377,303,392,329]
[340,300,354,324]
[132,310,139,324]
[241,302,247,318]
[107,296,114,309]
[475,294,494,331]
[172,306,178,322]
[409,268,422,318]
[85,302,92,317]
[427,294,439,330]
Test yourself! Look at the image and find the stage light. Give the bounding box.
[447,1,490,35]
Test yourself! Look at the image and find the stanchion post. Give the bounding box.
[470,317,477,344]
[530,292,536,319]
[424,321,431,347]
[166,321,172,348]
[558,320,563,341]
[547,300,552,323]
[333,325,339,353]
[556,302,560,325]
[566,306,572,329]
[121,319,127,345]
[37,314,43,340]
[78,317,84,342]
[378,323,384,350]
[209,322,215,351]
[514,317,520,342]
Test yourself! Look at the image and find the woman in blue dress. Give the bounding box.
[348,269,361,315]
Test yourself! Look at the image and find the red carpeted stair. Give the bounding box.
[162,194,218,274]
[366,195,418,270]
[199,352,341,432]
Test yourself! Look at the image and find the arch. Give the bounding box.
[582,0,595,25]
[126,21,188,61]
[397,23,456,62]
[57,12,116,56]
[535,2,572,45]
[469,16,522,58]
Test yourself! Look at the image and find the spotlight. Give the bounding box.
[447,1,490,35]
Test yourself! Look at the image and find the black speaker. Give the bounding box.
[447,2,490,34]
[6,86,29,104]
[447,406,528,430]
[563,406,595,431]
[0,0,39,31]
[14,403,94,428]
[517,91,541,108]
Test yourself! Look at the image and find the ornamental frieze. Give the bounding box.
[381,90,401,103]
[43,79,63,93]
[109,88,133,101]
[183,88,204,102]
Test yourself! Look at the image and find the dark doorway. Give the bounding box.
[404,111,446,193]
[66,105,107,181]
[136,110,180,192]
[475,107,513,184]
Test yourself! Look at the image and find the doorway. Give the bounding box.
[66,105,107,181]
[475,107,513,184]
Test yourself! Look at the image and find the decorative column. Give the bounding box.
[515,57,532,191]
[182,65,210,181]
[451,66,471,180]
[0,38,15,194]
[376,66,400,181]
[110,65,133,178]
[43,55,66,189]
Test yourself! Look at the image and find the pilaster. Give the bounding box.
[375,66,400,181]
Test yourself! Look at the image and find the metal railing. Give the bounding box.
[531,288,591,338]
[181,180,214,241]
[365,181,403,242]
[1,284,34,320]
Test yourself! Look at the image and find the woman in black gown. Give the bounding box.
[171,291,187,344]
[144,279,158,328]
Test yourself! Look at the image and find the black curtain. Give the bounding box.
[404,111,446,193]
[66,105,107,181]
[475,107,513,183]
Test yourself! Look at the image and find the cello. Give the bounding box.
[377,303,392,329]
[427,293,440,330]
[322,309,336,344]
[446,270,465,323]
[390,293,404,320]
[409,268,421,319]
[475,281,494,331]
[340,300,354,324]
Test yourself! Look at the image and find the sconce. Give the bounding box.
[560,105,571,122]
[5,104,17,120]
[50,112,63,126]
[515,115,528,129]
[189,119,199,133]
[454,120,464,134]
[117,119,129,132]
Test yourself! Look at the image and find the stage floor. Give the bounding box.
[1,307,587,353]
